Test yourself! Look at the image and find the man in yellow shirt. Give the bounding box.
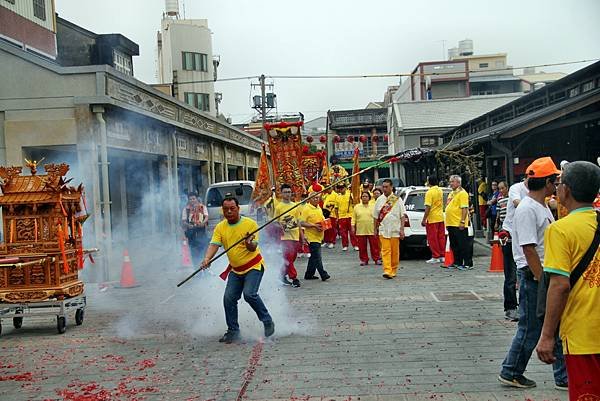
[421,175,445,264]
[300,189,330,281]
[478,178,488,230]
[275,183,302,288]
[201,196,274,344]
[335,183,358,251]
[444,175,470,270]
[536,161,600,399]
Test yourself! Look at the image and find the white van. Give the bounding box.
[204,181,256,229]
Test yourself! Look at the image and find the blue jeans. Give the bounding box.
[500,269,567,384]
[223,267,272,333]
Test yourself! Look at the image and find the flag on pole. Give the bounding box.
[351,146,361,205]
[321,151,330,185]
[251,144,272,207]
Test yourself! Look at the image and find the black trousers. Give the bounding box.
[305,242,329,279]
[502,241,518,311]
[447,226,469,267]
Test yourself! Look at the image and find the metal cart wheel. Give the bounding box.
[13,317,23,329]
[57,316,66,334]
[75,308,84,326]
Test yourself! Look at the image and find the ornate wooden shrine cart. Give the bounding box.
[0,162,94,334]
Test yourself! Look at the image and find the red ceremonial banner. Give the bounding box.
[251,144,272,206]
[266,122,305,201]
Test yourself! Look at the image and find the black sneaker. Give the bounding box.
[304,276,319,280]
[321,274,331,282]
[554,382,568,391]
[218,331,240,344]
[498,374,536,388]
[281,277,292,286]
[291,279,301,287]
[264,321,275,337]
[382,274,393,279]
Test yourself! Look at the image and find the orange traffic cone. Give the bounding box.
[117,249,139,288]
[488,233,504,272]
[181,239,193,268]
[443,236,454,267]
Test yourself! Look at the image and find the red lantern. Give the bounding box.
[372,135,379,142]
[333,135,341,143]
[384,134,389,142]
[359,135,367,143]
[347,136,354,143]
[319,135,327,143]
[306,135,313,143]
[302,145,309,154]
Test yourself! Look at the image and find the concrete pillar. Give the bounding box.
[118,158,129,240]
[209,142,215,184]
[244,152,249,180]
[92,105,112,282]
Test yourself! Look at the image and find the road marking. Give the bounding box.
[470,290,485,301]
[430,292,441,302]
[159,293,176,305]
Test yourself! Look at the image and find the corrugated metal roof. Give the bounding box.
[444,87,600,149]
[394,94,523,130]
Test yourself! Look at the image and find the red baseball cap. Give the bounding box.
[525,157,561,178]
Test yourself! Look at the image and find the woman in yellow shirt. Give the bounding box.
[352,192,381,266]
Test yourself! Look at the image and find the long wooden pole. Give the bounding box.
[177,147,431,287]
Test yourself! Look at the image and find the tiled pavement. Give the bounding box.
[0,241,568,401]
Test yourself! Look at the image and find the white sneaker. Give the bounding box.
[353,246,359,251]
[321,243,326,247]
[425,258,439,264]
[342,247,348,251]
[327,243,334,249]
[306,253,311,258]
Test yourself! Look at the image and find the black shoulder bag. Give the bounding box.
[537,210,600,320]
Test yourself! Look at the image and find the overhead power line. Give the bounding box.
[174,58,599,85]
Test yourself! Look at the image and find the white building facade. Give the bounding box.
[157,2,217,116]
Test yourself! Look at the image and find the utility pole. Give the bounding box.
[259,74,267,141]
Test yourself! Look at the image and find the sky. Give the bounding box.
[55,0,600,124]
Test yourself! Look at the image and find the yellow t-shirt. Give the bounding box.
[275,200,300,241]
[543,208,600,355]
[477,181,488,205]
[336,191,353,219]
[300,203,325,243]
[323,192,338,217]
[210,216,262,275]
[352,203,375,235]
[445,188,469,227]
[424,185,444,224]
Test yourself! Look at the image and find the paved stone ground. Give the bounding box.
[0,241,568,401]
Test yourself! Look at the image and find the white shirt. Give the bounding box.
[511,196,554,269]
[501,181,529,234]
[372,193,406,238]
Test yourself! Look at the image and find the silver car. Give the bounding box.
[396,186,474,253]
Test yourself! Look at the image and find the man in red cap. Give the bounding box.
[499,157,567,390]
